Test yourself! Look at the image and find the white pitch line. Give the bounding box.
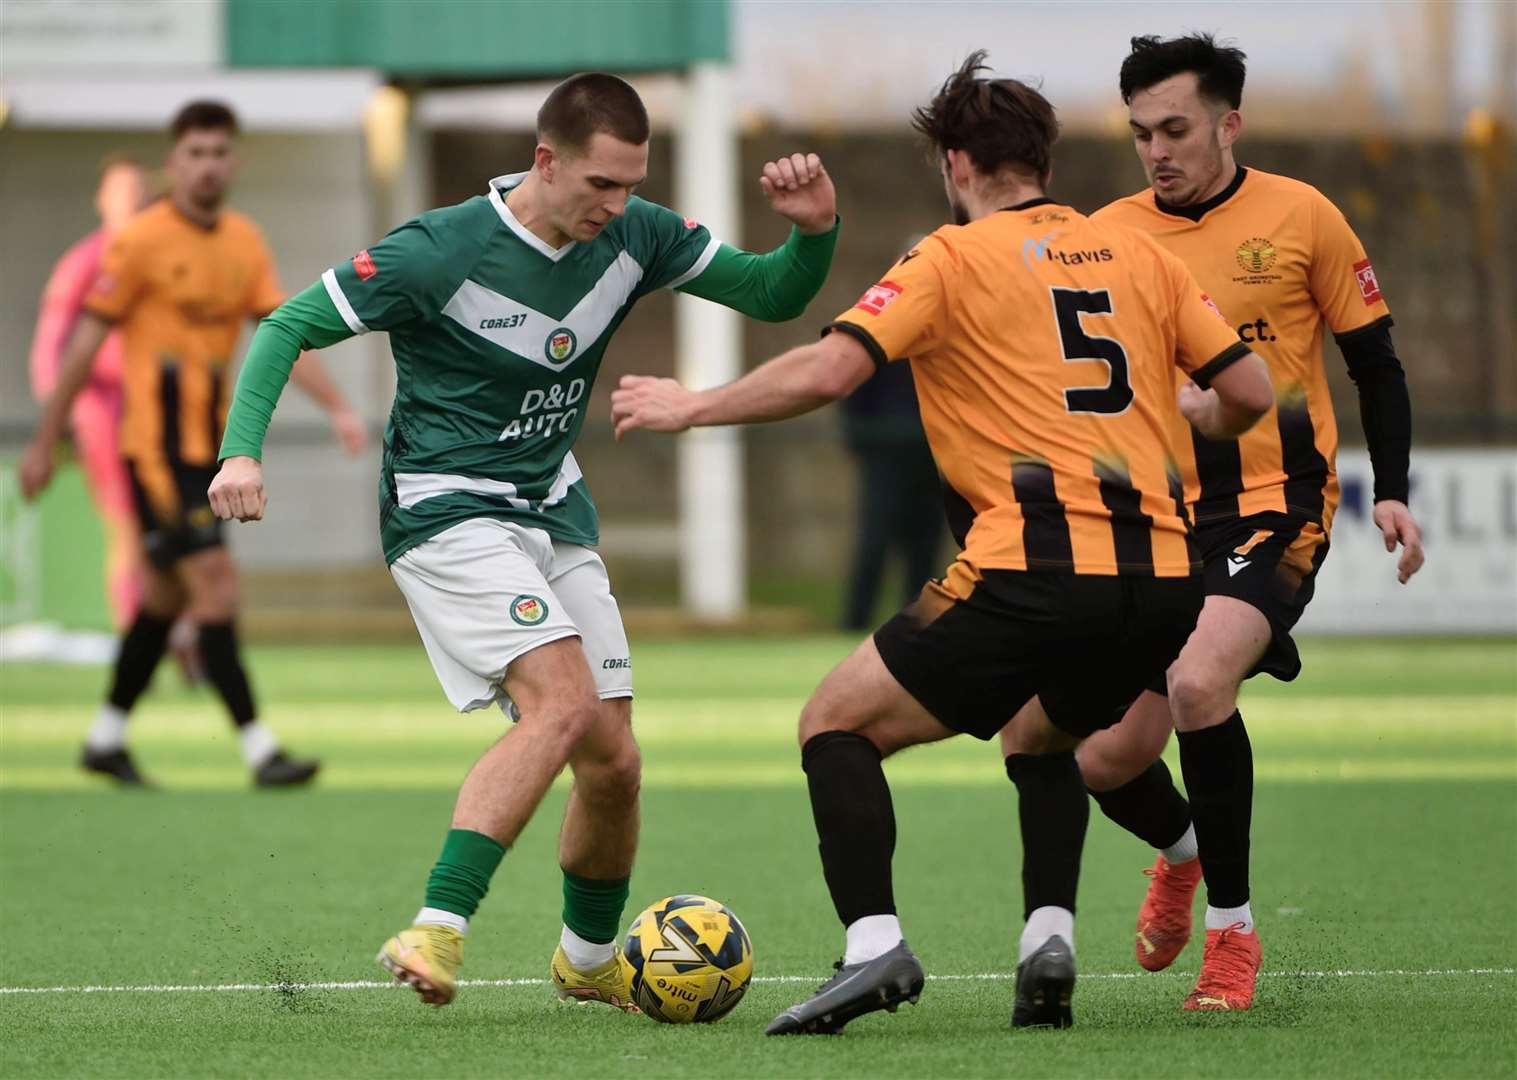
[1,967,1511,997]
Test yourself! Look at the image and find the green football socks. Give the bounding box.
[423,829,507,919]
[562,870,632,945]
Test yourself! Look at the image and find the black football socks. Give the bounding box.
[1176,710,1253,909]
[198,619,257,728]
[105,611,174,712]
[1004,751,1089,918]
[1087,758,1193,853]
[802,730,897,926]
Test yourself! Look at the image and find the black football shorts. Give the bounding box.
[874,569,1204,740]
[127,459,225,571]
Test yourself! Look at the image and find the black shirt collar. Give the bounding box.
[998,197,1058,213]
[1154,166,1248,222]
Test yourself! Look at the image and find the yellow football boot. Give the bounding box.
[377,924,464,1006]
[550,945,640,1013]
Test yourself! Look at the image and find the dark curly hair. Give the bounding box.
[910,51,1059,181]
[1119,33,1247,109]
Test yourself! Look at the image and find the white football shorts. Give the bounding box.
[389,517,633,713]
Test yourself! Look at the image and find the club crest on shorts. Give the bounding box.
[544,327,577,365]
[510,594,550,626]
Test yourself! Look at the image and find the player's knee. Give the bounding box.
[580,740,642,807]
[1076,729,1160,792]
[797,693,859,747]
[1166,666,1238,730]
[554,697,602,748]
[184,563,239,621]
[1074,740,1121,792]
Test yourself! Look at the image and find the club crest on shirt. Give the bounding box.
[510,594,549,626]
[1235,236,1277,274]
[544,327,577,364]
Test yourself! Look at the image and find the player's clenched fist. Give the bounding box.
[759,153,836,236]
[208,455,267,522]
[611,375,697,440]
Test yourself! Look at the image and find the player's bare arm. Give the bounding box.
[1177,351,1272,439]
[611,331,874,439]
[18,310,112,500]
[287,351,367,454]
[758,153,836,235]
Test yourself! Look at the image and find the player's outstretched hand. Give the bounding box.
[1372,499,1425,584]
[18,439,55,502]
[611,375,696,440]
[329,406,368,455]
[208,455,268,522]
[759,153,836,236]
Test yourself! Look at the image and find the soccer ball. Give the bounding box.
[622,894,753,1023]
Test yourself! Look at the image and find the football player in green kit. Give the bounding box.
[210,72,839,1009]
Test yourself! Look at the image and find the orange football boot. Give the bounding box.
[1134,855,1203,971]
[1183,922,1262,1011]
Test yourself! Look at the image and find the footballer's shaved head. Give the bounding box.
[537,72,650,154]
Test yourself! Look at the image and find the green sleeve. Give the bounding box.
[218,281,354,462]
[677,217,840,322]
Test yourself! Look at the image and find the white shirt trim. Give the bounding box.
[440,251,645,372]
[664,235,722,291]
[486,172,578,263]
[539,452,584,509]
[393,472,530,511]
[321,268,369,335]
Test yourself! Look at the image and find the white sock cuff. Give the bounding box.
[559,925,616,970]
[237,722,279,768]
[85,705,129,752]
[843,914,903,965]
[1161,823,1199,865]
[1204,903,1255,933]
[1019,905,1075,963]
[414,907,468,934]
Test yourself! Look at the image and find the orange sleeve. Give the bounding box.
[827,234,953,364]
[1307,191,1391,334]
[83,227,146,323]
[245,227,287,317]
[1167,252,1250,385]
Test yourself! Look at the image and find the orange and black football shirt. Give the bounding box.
[1095,167,1391,533]
[829,199,1247,592]
[85,199,284,510]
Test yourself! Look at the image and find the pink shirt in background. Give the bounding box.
[29,228,126,400]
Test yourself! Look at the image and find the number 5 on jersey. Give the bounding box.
[1049,287,1133,416]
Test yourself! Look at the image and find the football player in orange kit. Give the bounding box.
[614,53,1275,1032]
[1002,34,1425,1012]
[20,101,366,787]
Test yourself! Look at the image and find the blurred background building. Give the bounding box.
[1,0,1513,638]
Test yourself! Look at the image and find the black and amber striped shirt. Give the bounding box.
[829,200,1248,595]
[1095,168,1392,534]
[85,200,284,514]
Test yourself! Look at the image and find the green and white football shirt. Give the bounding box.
[322,173,721,564]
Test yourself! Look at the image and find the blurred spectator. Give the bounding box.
[838,357,944,630]
[27,157,150,630]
